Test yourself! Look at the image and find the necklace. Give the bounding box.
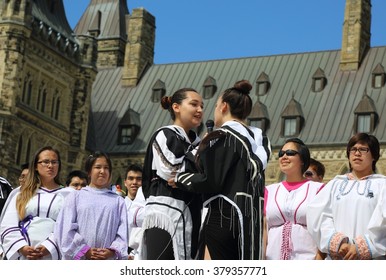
[335,176,373,200]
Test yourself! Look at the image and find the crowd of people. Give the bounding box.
[0,79,386,260]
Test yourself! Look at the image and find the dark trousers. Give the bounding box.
[145,227,175,260]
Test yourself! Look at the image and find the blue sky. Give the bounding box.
[63,0,386,64]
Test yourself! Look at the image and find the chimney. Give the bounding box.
[122,8,155,87]
[340,0,371,71]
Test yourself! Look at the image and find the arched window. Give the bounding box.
[280,97,304,137]
[312,68,327,92]
[202,76,217,99]
[16,136,23,165]
[354,93,378,133]
[151,79,166,103]
[37,82,47,113]
[51,89,61,120]
[255,72,271,96]
[372,63,385,89]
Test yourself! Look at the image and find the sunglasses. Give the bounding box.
[278,149,299,158]
[304,170,315,178]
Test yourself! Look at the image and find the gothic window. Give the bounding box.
[283,118,297,137]
[373,75,384,88]
[280,97,304,137]
[16,136,31,165]
[54,98,61,120]
[119,126,133,145]
[14,0,21,14]
[118,108,141,145]
[372,63,385,89]
[37,82,47,113]
[354,94,378,133]
[151,79,166,103]
[41,89,47,113]
[51,89,61,120]
[22,80,27,102]
[27,81,32,104]
[202,76,217,99]
[255,72,270,96]
[37,84,42,110]
[312,68,327,92]
[22,74,33,104]
[248,100,270,134]
[16,136,23,165]
[26,139,31,164]
[356,114,371,133]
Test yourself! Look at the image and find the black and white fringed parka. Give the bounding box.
[141,125,203,260]
[175,120,271,260]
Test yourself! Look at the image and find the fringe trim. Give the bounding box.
[142,213,176,239]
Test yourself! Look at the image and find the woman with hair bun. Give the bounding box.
[140,87,204,260]
[171,80,271,260]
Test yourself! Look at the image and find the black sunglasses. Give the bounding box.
[278,149,299,158]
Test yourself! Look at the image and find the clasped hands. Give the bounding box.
[338,242,358,260]
[19,245,49,260]
[86,248,115,260]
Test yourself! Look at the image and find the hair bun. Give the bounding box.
[233,80,252,95]
[161,96,171,110]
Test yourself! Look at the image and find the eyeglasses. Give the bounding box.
[304,170,315,178]
[38,160,60,167]
[349,147,370,155]
[278,149,299,158]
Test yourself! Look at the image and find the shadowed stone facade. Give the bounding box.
[0,0,97,185]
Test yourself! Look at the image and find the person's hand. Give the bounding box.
[339,243,358,260]
[19,245,46,260]
[167,178,177,188]
[338,242,349,257]
[341,244,358,260]
[34,245,49,258]
[86,248,115,260]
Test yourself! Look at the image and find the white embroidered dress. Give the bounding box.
[265,180,323,260]
[307,174,386,259]
[0,186,71,260]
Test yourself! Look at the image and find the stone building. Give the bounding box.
[85,0,386,186]
[0,0,97,185]
[1,0,386,188]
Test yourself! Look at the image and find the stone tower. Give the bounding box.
[74,0,155,87]
[0,0,97,185]
[122,8,155,87]
[74,0,129,69]
[340,0,371,71]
